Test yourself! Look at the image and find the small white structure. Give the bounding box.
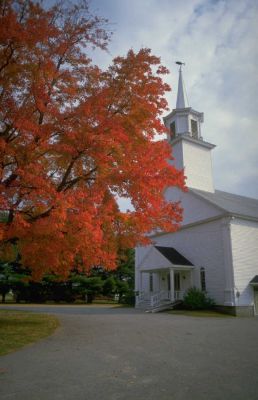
[135,65,258,316]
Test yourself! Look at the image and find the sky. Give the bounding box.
[86,0,258,199]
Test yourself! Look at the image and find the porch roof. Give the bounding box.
[138,245,194,272]
[250,275,258,285]
[155,246,193,266]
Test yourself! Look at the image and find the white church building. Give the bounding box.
[135,65,258,316]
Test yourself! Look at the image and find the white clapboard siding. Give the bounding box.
[136,219,229,305]
[165,187,223,226]
[169,139,214,192]
[230,218,258,306]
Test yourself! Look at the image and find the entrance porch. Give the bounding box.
[135,246,195,311]
[136,267,194,310]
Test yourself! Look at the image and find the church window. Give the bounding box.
[191,119,198,139]
[170,122,176,140]
[200,267,206,291]
[149,273,153,292]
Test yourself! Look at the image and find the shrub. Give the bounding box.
[102,277,116,297]
[120,289,135,306]
[183,287,215,310]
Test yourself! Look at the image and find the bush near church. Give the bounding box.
[183,287,215,310]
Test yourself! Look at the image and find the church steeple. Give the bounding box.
[176,64,189,109]
[164,62,204,141]
[163,63,215,193]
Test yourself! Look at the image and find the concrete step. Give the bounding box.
[147,300,182,313]
[136,298,182,312]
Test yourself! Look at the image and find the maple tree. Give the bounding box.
[0,0,185,279]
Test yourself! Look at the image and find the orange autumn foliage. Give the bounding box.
[0,0,185,279]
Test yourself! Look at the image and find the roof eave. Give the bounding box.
[163,107,203,122]
[189,188,227,213]
[229,213,258,223]
[171,135,216,149]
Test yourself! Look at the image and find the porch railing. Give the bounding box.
[136,290,185,307]
[150,292,160,307]
[135,291,146,306]
[174,290,184,300]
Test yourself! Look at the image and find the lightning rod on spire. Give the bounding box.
[175,61,185,70]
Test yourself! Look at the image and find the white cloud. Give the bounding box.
[90,0,258,198]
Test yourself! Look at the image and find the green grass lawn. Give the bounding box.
[167,309,234,318]
[0,310,59,356]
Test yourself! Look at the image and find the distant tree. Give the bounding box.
[0,261,28,303]
[102,277,116,297]
[0,263,11,303]
[0,0,184,279]
[71,274,103,303]
[112,248,135,304]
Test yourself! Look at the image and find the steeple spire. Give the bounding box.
[163,63,215,192]
[176,62,189,109]
[163,61,204,142]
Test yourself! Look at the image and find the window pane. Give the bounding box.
[191,119,198,139]
[170,122,176,140]
[200,268,206,291]
[149,273,153,292]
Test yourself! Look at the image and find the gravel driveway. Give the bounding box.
[0,305,257,400]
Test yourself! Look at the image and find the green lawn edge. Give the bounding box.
[0,310,59,356]
[167,309,234,318]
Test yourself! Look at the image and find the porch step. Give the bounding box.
[136,300,182,313]
[146,300,182,313]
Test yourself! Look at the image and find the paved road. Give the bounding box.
[0,305,258,400]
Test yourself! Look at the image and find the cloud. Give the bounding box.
[90,0,258,198]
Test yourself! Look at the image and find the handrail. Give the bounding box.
[136,290,185,306]
[150,292,161,307]
[160,290,171,300]
[174,290,184,300]
[135,291,145,305]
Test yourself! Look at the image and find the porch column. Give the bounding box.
[170,268,175,301]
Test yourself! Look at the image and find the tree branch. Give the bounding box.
[63,167,97,192]
[57,157,78,192]
[0,43,15,74]
[2,173,18,187]
[29,206,54,221]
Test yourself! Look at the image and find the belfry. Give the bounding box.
[163,63,215,192]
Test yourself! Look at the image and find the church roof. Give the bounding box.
[155,246,193,266]
[191,188,258,220]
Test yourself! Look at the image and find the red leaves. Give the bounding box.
[0,1,185,279]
